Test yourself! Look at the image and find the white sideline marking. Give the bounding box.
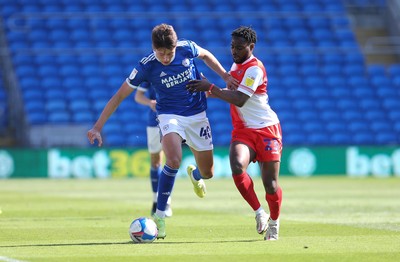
[0,256,28,262]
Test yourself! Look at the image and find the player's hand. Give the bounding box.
[223,72,239,90]
[87,128,103,147]
[149,99,157,112]
[186,79,212,93]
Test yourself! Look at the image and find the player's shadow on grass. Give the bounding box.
[0,239,260,248]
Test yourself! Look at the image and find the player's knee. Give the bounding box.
[264,180,278,194]
[230,162,246,175]
[165,157,181,169]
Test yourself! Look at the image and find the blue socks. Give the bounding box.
[192,167,202,181]
[157,165,178,212]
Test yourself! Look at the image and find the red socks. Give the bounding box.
[233,172,261,211]
[266,186,282,220]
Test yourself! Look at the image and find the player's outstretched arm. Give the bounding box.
[187,79,249,107]
[197,46,238,89]
[87,81,134,146]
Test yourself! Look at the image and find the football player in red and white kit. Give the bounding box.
[186,26,282,240]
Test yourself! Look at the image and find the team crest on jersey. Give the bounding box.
[244,76,255,87]
[182,58,190,67]
[162,124,169,131]
[129,68,138,80]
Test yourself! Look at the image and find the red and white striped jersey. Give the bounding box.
[229,55,279,129]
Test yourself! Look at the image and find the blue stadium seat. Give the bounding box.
[283,132,305,145]
[341,110,364,123]
[343,64,365,76]
[320,64,342,76]
[126,133,146,147]
[326,121,348,133]
[387,109,400,123]
[26,111,47,125]
[331,132,352,144]
[352,132,373,144]
[48,111,71,123]
[72,111,93,123]
[370,76,392,87]
[46,100,68,111]
[69,100,91,112]
[368,64,387,76]
[375,132,398,144]
[23,89,43,101]
[388,63,400,77]
[307,132,330,145]
[105,133,126,147]
[45,89,65,100]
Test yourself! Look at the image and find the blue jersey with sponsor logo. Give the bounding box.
[126,40,206,116]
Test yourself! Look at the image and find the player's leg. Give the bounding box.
[189,148,214,179]
[153,132,183,239]
[186,148,213,198]
[230,141,268,234]
[184,112,214,198]
[257,124,283,240]
[147,126,172,217]
[260,160,282,240]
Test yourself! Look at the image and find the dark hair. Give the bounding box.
[151,23,178,50]
[231,26,257,44]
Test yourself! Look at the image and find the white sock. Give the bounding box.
[255,207,265,215]
[155,209,166,218]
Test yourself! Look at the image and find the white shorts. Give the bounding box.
[147,126,162,154]
[157,111,213,151]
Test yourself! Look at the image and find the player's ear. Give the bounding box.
[249,43,255,51]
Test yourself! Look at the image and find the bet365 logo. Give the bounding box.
[199,126,211,140]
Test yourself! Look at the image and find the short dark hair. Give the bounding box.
[151,23,178,50]
[231,26,257,44]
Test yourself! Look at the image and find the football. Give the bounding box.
[129,217,158,243]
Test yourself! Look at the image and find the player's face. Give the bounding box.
[154,47,176,65]
[231,36,254,64]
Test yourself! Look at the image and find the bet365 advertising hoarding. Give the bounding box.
[0,146,399,179]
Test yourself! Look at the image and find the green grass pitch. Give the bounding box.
[1,176,399,261]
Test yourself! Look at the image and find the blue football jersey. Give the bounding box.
[126,40,207,116]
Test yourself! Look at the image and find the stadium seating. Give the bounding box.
[0,0,399,147]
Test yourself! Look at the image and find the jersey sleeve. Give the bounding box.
[126,62,147,88]
[237,66,264,96]
[137,81,150,92]
[179,39,200,58]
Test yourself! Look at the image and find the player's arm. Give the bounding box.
[134,89,157,112]
[196,46,238,89]
[186,79,249,107]
[87,81,134,146]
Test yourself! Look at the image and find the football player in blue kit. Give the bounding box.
[87,23,237,239]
